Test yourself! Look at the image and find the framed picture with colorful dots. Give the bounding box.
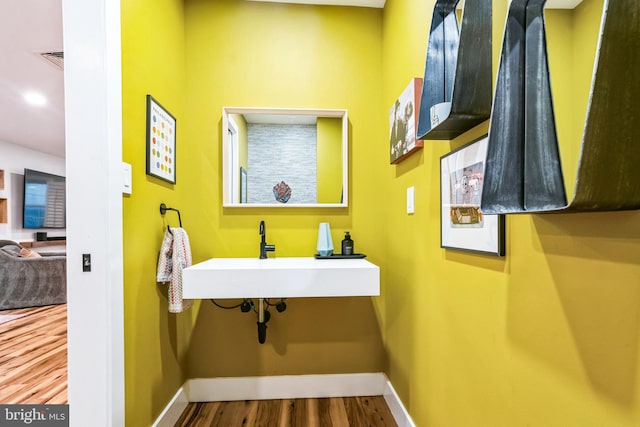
[146,95,176,184]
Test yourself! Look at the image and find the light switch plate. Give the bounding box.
[407,186,415,214]
[122,162,132,194]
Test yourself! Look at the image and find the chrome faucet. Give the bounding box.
[259,220,275,259]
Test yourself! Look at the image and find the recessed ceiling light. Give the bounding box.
[24,91,47,107]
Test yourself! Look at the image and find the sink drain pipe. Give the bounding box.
[257,298,268,344]
[210,297,286,344]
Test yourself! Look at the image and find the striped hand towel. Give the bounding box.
[157,227,193,313]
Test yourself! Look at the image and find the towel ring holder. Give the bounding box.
[160,203,182,234]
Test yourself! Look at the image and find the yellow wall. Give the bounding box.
[545,1,602,199]
[121,1,195,426]
[317,117,343,203]
[121,0,384,422]
[182,0,386,378]
[121,0,640,425]
[381,1,640,426]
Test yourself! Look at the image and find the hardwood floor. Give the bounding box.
[0,305,397,426]
[175,396,398,427]
[0,304,67,404]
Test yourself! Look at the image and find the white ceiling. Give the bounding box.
[0,0,64,157]
[0,0,582,159]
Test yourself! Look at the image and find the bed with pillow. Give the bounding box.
[0,240,66,310]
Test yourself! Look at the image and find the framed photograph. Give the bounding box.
[240,167,247,203]
[390,78,424,164]
[146,95,176,184]
[440,135,505,256]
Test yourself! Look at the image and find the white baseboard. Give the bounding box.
[153,373,413,427]
[151,386,189,427]
[187,372,387,402]
[383,379,416,427]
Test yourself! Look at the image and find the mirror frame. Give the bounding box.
[222,106,349,208]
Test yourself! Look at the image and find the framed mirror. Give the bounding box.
[222,107,348,208]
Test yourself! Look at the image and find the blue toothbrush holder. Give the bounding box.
[316,222,334,256]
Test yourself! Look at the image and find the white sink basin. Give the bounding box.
[182,257,380,299]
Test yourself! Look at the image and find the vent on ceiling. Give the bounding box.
[40,51,64,70]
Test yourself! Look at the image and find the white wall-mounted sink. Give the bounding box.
[182,257,380,299]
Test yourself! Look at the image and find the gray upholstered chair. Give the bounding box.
[0,240,66,310]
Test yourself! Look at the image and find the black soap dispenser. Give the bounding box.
[341,232,354,256]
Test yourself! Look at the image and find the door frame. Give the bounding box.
[63,0,125,424]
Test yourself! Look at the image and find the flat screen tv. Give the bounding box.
[23,168,66,229]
